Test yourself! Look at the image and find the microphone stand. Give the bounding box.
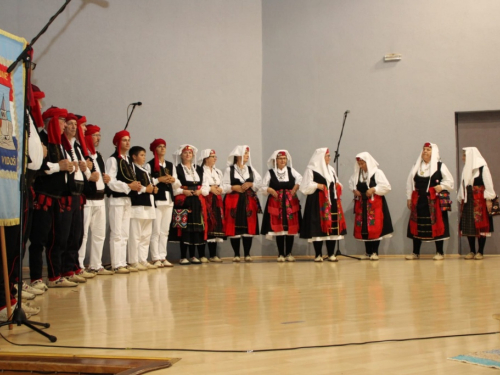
[0,0,73,342]
[333,111,360,261]
[124,103,140,130]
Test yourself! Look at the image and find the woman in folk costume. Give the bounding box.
[222,145,262,262]
[170,145,210,265]
[458,147,496,260]
[406,142,454,260]
[199,149,226,262]
[348,152,393,261]
[260,150,302,262]
[299,148,347,262]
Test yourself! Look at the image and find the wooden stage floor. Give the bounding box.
[2,256,500,374]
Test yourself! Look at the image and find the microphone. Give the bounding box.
[130,102,142,106]
[345,110,350,114]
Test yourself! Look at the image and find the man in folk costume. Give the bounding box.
[222,145,262,262]
[78,125,113,274]
[300,148,347,262]
[105,130,142,273]
[458,147,496,260]
[28,107,77,287]
[145,139,178,267]
[0,85,47,320]
[199,149,226,262]
[406,142,454,260]
[348,152,393,261]
[55,113,93,283]
[128,146,158,270]
[261,150,302,262]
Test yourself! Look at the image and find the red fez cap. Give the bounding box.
[42,106,68,121]
[245,147,250,152]
[210,149,216,155]
[42,107,68,145]
[277,151,286,157]
[113,130,130,147]
[31,84,45,100]
[149,138,166,152]
[423,142,432,148]
[150,138,167,173]
[65,113,78,122]
[182,145,193,152]
[85,124,101,136]
[356,157,362,161]
[326,148,330,154]
[29,85,45,128]
[76,115,87,126]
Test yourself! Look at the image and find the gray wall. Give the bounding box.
[3,0,500,258]
[262,0,500,256]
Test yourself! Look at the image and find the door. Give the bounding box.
[456,110,500,254]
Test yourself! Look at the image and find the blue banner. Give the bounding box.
[0,29,27,226]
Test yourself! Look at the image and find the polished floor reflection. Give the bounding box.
[3,257,500,374]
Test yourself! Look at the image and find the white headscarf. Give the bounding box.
[459,147,488,203]
[410,142,440,192]
[173,144,198,166]
[267,149,293,171]
[227,145,252,167]
[352,152,379,187]
[197,148,216,166]
[306,147,338,199]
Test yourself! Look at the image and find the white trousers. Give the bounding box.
[78,204,106,270]
[129,218,153,264]
[109,205,131,269]
[150,205,173,261]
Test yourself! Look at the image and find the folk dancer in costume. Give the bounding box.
[348,152,393,261]
[78,125,113,275]
[170,145,209,265]
[57,113,93,283]
[199,149,226,262]
[29,107,77,288]
[0,85,46,320]
[128,146,158,270]
[458,147,496,260]
[260,150,302,262]
[299,148,347,262]
[145,139,178,267]
[406,142,454,260]
[222,145,262,262]
[106,130,142,273]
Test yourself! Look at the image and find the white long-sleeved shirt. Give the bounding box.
[106,154,132,206]
[457,165,496,201]
[299,166,342,196]
[260,167,302,195]
[173,164,210,197]
[348,169,391,197]
[144,161,180,206]
[221,165,262,194]
[406,162,454,199]
[203,165,224,187]
[28,116,43,171]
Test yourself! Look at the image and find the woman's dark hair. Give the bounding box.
[202,157,209,166]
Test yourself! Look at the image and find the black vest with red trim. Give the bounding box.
[147,158,174,202]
